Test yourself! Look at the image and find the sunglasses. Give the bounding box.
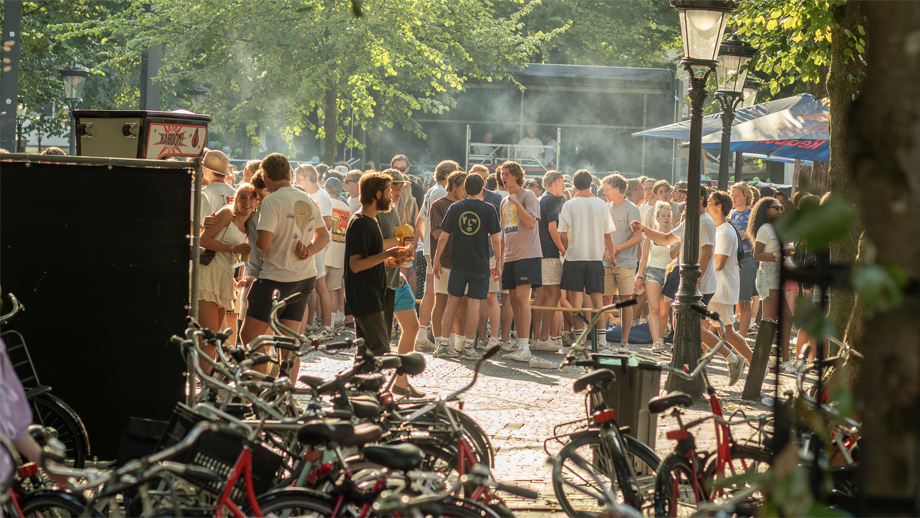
[770,205,784,211]
[394,166,408,172]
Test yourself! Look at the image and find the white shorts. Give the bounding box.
[435,266,451,295]
[314,246,327,278]
[706,300,734,326]
[541,258,562,286]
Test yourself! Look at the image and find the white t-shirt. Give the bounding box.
[756,223,781,261]
[309,187,334,254]
[348,196,361,214]
[191,187,213,226]
[325,196,350,269]
[671,212,718,295]
[257,186,324,282]
[204,181,236,216]
[420,184,447,255]
[557,196,615,262]
[638,202,652,228]
[517,137,543,161]
[712,222,740,305]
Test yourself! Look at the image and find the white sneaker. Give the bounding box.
[499,340,519,352]
[779,361,796,374]
[415,338,436,352]
[482,337,501,351]
[529,356,554,369]
[616,342,629,354]
[728,355,746,386]
[309,328,336,342]
[651,340,664,354]
[598,348,614,355]
[502,349,532,362]
[767,358,777,370]
[552,336,563,349]
[562,331,576,346]
[531,339,561,352]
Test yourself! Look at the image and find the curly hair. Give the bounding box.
[500,161,525,187]
[747,197,776,239]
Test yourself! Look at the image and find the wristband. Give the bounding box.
[637,275,643,280]
[614,246,619,254]
[641,227,646,233]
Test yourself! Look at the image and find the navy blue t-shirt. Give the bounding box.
[440,198,502,274]
[539,193,563,259]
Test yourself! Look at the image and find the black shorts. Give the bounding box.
[559,260,605,294]
[662,268,680,299]
[701,293,714,305]
[355,311,391,356]
[246,277,316,323]
[448,270,489,300]
[501,258,542,290]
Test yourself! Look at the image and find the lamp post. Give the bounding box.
[715,34,756,192]
[187,85,209,109]
[734,77,762,182]
[668,0,738,395]
[59,65,89,155]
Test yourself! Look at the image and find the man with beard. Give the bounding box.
[344,172,410,356]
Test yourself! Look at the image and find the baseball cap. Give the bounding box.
[334,165,348,174]
[675,181,688,192]
[324,177,343,191]
[385,169,409,184]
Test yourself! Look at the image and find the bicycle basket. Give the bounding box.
[156,403,283,504]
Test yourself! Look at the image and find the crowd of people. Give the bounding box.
[190,147,822,396]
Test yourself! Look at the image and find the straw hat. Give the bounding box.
[202,149,229,177]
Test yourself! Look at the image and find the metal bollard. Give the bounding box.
[742,319,778,401]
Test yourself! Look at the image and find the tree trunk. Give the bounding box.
[826,0,865,338]
[323,85,338,165]
[849,1,920,512]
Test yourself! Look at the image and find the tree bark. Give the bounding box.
[323,85,338,165]
[826,0,866,339]
[849,1,920,512]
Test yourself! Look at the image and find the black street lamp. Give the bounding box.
[734,77,762,182]
[187,85,209,108]
[715,34,757,191]
[59,64,90,155]
[668,0,738,396]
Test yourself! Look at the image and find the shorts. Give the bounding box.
[501,258,542,290]
[246,277,316,323]
[355,311,390,356]
[393,283,417,312]
[314,247,327,278]
[661,268,680,299]
[560,261,605,294]
[707,300,733,325]
[448,270,489,300]
[739,252,756,302]
[326,266,344,291]
[603,267,635,297]
[541,258,563,286]
[645,266,666,286]
[757,262,780,297]
[435,266,452,295]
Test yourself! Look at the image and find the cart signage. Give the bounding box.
[146,122,207,159]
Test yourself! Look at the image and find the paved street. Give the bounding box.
[296,333,804,514]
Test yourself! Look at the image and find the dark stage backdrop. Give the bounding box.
[1,161,192,459]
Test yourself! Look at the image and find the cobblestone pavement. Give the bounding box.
[296,332,806,514]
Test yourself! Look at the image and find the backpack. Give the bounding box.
[727,221,746,269]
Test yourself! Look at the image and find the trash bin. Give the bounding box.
[592,353,663,452]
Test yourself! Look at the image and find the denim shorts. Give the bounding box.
[645,266,666,286]
[393,283,416,312]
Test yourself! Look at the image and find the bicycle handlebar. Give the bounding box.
[0,293,23,325]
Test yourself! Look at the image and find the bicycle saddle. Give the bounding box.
[573,369,615,393]
[297,418,355,446]
[363,443,423,472]
[396,352,426,376]
[354,373,386,392]
[351,395,382,418]
[648,391,693,414]
[338,423,384,449]
[299,375,326,389]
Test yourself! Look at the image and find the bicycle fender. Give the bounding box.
[18,489,102,517]
[249,487,335,507]
[39,393,92,457]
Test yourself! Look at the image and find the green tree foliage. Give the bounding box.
[499,0,679,67]
[64,0,561,158]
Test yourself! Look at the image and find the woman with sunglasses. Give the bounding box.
[749,196,794,372]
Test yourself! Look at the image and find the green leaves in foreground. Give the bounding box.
[851,263,908,318]
[774,198,854,251]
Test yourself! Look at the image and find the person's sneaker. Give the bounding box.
[500,340,519,352]
[482,337,501,351]
[552,336,563,349]
[616,342,630,354]
[767,358,778,370]
[529,356,554,369]
[779,361,796,373]
[531,339,560,352]
[415,338,436,352]
[598,348,614,355]
[502,349,532,362]
[663,329,675,344]
[309,327,336,342]
[460,346,481,361]
[727,355,746,386]
[392,383,426,398]
[562,331,576,346]
[651,340,664,354]
[434,345,459,359]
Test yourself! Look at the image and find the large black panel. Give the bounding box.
[1,161,191,459]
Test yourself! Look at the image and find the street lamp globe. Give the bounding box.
[717,34,757,94]
[671,0,738,65]
[742,77,763,108]
[59,65,90,101]
[187,85,210,107]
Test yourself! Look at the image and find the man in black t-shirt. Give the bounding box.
[532,171,566,352]
[432,174,501,361]
[344,172,409,356]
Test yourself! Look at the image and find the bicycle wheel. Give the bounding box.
[703,445,771,512]
[416,497,501,517]
[16,490,101,518]
[247,488,336,517]
[31,394,89,469]
[552,431,660,517]
[653,454,705,518]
